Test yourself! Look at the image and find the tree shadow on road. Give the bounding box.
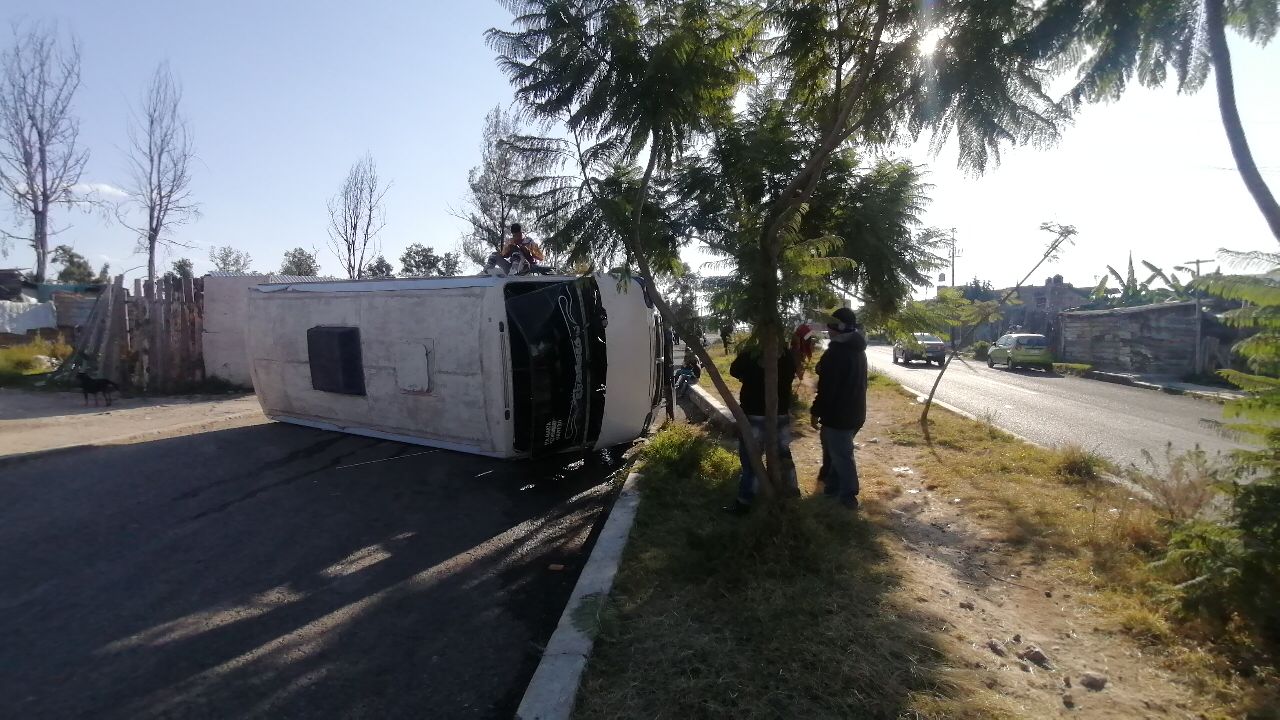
[0,422,625,720]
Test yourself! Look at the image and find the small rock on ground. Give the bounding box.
[959,601,975,610]
[1062,693,1075,709]
[986,639,1007,657]
[1080,672,1108,691]
[1018,645,1051,667]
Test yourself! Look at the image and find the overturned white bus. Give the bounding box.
[244,273,665,458]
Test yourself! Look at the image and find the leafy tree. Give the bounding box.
[456,106,546,267]
[917,222,1078,421]
[1091,253,1152,307]
[961,278,1000,303]
[208,245,252,274]
[50,244,96,283]
[1030,0,1280,241]
[1153,249,1280,652]
[400,243,439,276]
[363,254,394,278]
[1090,255,1193,306]
[664,263,703,339]
[280,247,320,276]
[94,263,110,284]
[490,0,1069,493]
[171,257,193,279]
[163,256,193,284]
[438,252,462,277]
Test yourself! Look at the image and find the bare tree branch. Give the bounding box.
[123,61,198,283]
[327,153,389,279]
[0,21,89,281]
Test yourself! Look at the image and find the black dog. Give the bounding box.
[77,372,119,406]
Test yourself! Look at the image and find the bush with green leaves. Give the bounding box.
[1150,251,1280,653]
[972,341,991,361]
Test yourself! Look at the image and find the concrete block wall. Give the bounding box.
[1059,303,1198,376]
[201,275,273,387]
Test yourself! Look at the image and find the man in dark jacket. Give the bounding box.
[727,344,799,513]
[810,307,868,509]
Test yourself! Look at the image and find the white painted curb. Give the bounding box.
[515,471,644,720]
[689,385,735,430]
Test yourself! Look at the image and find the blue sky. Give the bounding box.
[2,0,1277,291]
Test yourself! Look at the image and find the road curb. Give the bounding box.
[515,471,644,720]
[689,385,735,430]
[1082,370,1233,404]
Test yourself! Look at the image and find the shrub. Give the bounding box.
[1054,442,1104,483]
[0,337,72,379]
[1125,444,1226,523]
[972,341,991,361]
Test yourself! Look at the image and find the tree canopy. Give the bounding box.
[280,247,320,276]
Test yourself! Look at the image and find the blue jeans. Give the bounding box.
[819,426,859,502]
[737,415,798,503]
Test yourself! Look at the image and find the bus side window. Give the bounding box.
[307,326,366,395]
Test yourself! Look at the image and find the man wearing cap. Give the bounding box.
[811,307,868,510]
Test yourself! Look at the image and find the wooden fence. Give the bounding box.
[62,274,205,393]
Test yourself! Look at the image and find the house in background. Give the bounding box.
[998,275,1092,336]
[958,275,1091,344]
[1057,301,1233,377]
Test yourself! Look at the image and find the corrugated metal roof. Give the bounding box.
[1061,300,1197,317]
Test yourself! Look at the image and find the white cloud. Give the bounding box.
[71,182,129,200]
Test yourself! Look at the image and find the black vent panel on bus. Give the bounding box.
[307,326,367,395]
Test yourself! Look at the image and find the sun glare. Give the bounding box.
[919,26,945,55]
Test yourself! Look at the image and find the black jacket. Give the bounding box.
[730,350,796,416]
[812,331,868,431]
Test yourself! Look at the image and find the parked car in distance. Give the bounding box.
[987,333,1053,371]
[893,333,946,365]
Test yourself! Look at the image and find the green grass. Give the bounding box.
[589,379,1275,718]
[1052,362,1092,376]
[0,337,72,386]
[872,389,1274,716]
[575,423,1013,720]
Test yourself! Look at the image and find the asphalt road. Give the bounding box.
[865,345,1244,468]
[0,421,626,720]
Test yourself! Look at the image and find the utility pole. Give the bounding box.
[948,228,959,288]
[1185,258,1215,376]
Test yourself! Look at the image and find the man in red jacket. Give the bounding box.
[810,307,868,510]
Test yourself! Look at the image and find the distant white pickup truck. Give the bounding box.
[245,272,665,458]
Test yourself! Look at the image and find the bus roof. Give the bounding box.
[252,274,581,294]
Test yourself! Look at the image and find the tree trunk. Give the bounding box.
[32,210,48,283]
[628,132,771,489]
[147,229,158,284]
[759,233,785,495]
[1205,0,1280,242]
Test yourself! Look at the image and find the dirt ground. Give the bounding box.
[780,386,1206,719]
[0,388,263,457]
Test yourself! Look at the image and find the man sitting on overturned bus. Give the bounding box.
[485,222,546,276]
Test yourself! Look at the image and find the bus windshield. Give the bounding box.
[505,278,608,456]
